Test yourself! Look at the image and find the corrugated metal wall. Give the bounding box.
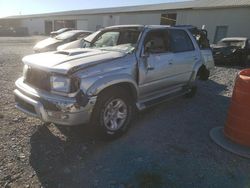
[18,7,250,43]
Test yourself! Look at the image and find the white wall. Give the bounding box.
[19,7,250,40]
[21,18,45,35]
[76,20,88,30]
[176,7,250,43]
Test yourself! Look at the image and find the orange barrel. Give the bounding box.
[224,69,250,147]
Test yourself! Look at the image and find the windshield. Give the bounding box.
[55,31,78,40]
[217,40,245,48]
[84,30,101,43]
[89,29,141,53]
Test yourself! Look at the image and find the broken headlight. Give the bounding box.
[50,75,70,93]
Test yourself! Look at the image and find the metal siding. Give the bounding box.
[4,0,250,19]
[176,7,250,43]
[21,18,45,35]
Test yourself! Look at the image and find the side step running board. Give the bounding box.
[136,89,190,110]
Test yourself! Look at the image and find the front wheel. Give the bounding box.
[91,88,134,139]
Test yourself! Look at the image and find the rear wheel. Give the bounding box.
[91,87,134,139]
[198,66,210,81]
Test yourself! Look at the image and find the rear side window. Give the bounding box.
[169,29,194,53]
[189,28,210,49]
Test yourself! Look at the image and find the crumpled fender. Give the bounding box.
[86,73,138,97]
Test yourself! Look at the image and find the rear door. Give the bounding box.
[189,28,214,70]
[168,28,199,84]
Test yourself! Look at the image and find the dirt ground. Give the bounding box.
[0,37,250,188]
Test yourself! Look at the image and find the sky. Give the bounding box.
[0,0,187,18]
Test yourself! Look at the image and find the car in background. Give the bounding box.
[211,37,250,66]
[50,28,73,37]
[33,30,92,53]
[57,30,101,51]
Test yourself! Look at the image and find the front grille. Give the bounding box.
[15,96,36,114]
[24,67,50,91]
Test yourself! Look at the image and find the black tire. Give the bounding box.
[198,66,210,81]
[184,85,197,98]
[91,87,134,139]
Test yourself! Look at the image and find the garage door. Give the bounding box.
[77,20,88,30]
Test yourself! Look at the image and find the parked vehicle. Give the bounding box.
[211,37,250,66]
[50,28,73,37]
[33,30,92,53]
[57,30,101,51]
[14,25,214,139]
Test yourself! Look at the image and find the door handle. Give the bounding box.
[147,66,155,70]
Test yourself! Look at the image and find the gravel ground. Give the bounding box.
[0,37,250,188]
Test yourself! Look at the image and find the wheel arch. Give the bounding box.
[87,75,138,101]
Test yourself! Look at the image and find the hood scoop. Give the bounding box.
[56,50,90,56]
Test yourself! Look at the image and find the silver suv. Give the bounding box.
[14,25,214,138]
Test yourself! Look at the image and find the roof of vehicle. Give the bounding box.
[65,30,93,34]
[103,25,186,30]
[104,25,144,29]
[221,37,248,41]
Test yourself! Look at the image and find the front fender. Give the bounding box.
[87,74,138,97]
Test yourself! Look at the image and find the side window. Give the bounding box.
[169,29,195,53]
[144,30,170,54]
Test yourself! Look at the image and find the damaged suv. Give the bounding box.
[14,25,214,138]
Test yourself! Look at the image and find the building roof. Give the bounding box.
[2,0,250,19]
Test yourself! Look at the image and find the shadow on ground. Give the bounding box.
[29,80,250,188]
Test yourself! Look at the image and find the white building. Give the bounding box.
[1,0,250,43]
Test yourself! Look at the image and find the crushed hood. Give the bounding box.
[22,48,126,75]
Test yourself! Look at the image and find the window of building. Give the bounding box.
[45,21,53,35]
[214,26,228,43]
[160,13,177,26]
[169,29,194,53]
[54,20,76,31]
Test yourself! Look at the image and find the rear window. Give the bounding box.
[169,29,194,53]
[189,28,210,49]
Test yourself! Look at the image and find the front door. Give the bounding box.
[138,29,176,97]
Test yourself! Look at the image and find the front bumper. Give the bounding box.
[14,77,97,126]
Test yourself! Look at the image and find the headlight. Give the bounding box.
[50,75,70,93]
